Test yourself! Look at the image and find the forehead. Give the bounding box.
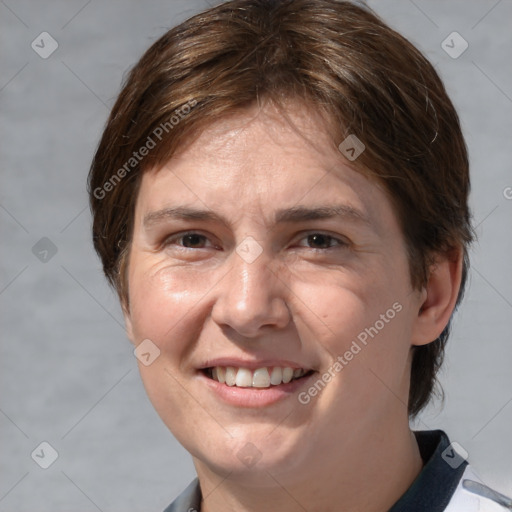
[135,101,394,233]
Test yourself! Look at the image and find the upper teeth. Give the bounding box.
[209,366,307,388]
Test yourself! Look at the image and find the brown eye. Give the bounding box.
[162,232,213,249]
[307,234,332,248]
[303,233,345,249]
[181,233,207,248]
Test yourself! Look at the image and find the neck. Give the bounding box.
[194,417,423,512]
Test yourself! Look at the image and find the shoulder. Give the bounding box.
[444,466,512,512]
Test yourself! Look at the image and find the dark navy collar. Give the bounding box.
[164,430,467,512]
[163,477,201,512]
[388,429,467,512]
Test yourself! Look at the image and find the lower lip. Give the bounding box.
[198,371,317,408]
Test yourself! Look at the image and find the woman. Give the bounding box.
[88,1,511,510]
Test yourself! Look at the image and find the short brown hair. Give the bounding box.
[88,0,474,417]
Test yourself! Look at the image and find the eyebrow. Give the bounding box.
[143,204,372,229]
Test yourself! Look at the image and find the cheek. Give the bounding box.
[291,266,403,345]
[294,271,413,404]
[127,260,220,358]
[127,263,227,449]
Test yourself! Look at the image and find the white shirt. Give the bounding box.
[445,466,511,512]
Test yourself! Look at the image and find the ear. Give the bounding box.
[121,299,136,346]
[410,248,463,347]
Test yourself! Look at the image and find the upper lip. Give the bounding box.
[198,358,314,371]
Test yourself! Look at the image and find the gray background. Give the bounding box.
[1,0,511,510]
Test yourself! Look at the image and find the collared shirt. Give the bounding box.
[163,430,511,512]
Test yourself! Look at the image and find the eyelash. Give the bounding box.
[161,231,348,251]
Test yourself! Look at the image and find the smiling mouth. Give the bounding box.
[202,366,316,388]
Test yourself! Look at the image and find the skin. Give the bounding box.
[123,99,463,512]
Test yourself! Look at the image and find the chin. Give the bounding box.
[190,433,311,485]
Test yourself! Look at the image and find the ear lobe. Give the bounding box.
[411,248,463,347]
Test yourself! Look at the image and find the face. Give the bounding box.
[124,101,426,484]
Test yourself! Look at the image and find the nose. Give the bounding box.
[210,249,291,338]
